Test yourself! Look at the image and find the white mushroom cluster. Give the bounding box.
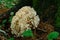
[10,6,40,37]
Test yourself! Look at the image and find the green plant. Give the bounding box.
[8,37,14,40]
[2,19,7,24]
[47,31,59,40]
[0,12,14,29]
[33,0,41,16]
[0,0,19,9]
[55,0,60,27]
[8,12,14,22]
[22,29,33,37]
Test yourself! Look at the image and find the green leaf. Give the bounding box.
[55,1,60,27]
[0,24,2,28]
[5,4,13,8]
[0,0,2,4]
[9,16,13,22]
[2,19,7,24]
[8,37,14,40]
[10,12,14,16]
[47,31,59,40]
[0,0,19,9]
[48,39,53,40]
[22,29,33,37]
